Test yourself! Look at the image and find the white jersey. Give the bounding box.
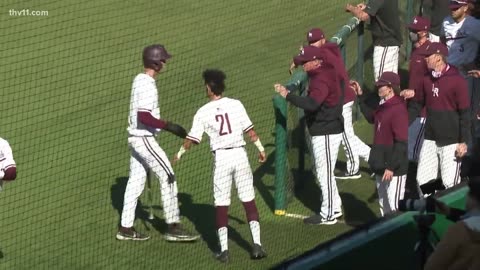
[0,138,16,171]
[127,73,161,137]
[442,16,480,68]
[187,97,254,151]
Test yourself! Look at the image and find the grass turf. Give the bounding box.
[0,0,393,269]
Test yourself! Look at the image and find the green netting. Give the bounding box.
[0,0,399,269]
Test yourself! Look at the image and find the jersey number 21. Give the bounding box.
[216,113,232,136]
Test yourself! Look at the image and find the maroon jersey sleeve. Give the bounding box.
[454,78,470,110]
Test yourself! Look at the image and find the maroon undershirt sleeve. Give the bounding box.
[138,111,167,129]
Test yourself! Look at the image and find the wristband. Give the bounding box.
[254,139,264,152]
[176,146,186,159]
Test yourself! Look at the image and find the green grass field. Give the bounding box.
[0,0,402,269]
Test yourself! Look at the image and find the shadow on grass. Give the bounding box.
[111,177,169,235]
[178,193,251,254]
[292,170,377,227]
[111,177,252,253]
[252,143,276,212]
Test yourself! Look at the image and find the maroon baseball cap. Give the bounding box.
[307,28,326,44]
[293,45,324,65]
[375,72,400,88]
[449,0,469,10]
[420,42,449,57]
[407,16,431,32]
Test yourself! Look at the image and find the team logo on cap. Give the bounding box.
[308,32,312,37]
[301,48,304,55]
[413,18,418,24]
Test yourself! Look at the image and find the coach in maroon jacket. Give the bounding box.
[408,42,470,194]
[275,45,345,225]
[351,72,408,216]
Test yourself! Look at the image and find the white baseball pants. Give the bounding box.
[341,101,371,175]
[213,147,255,206]
[311,134,342,220]
[416,140,461,189]
[373,46,399,81]
[121,136,180,227]
[375,174,406,216]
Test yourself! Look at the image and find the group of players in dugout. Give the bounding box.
[1,0,480,265]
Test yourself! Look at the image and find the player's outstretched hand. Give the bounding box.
[468,70,480,78]
[382,169,393,181]
[274,84,288,98]
[349,80,362,96]
[400,89,415,100]
[164,122,187,139]
[258,151,266,163]
[455,143,467,158]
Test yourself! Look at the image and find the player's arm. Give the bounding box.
[274,83,327,111]
[138,111,187,138]
[351,80,378,124]
[173,112,204,162]
[0,145,17,181]
[246,129,266,163]
[455,79,471,157]
[345,0,377,22]
[385,112,408,175]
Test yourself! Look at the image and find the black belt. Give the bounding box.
[212,146,242,154]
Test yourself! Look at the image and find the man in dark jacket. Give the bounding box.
[275,45,344,225]
[408,42,470,194]
[351,72,408,216]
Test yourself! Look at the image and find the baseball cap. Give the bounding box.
[307,28,325,44]
[407,16,431,32]
[293,45,324,65]
[420,42,449,57]
[449,0,469,10]
[375,72,400,88]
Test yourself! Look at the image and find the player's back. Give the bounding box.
[193,97,253,151]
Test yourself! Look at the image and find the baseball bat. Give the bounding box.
[146,169,154,220]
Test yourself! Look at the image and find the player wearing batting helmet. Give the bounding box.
[351,72,408,216]
[408,42,471,195]
[116,44,199,242]
[173,69,267,263]
[275,45,345,225]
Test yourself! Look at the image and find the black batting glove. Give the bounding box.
[164,122,187,139]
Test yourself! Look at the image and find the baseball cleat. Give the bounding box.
[303,214,338,225]
[335,172,362,180]
[332,211,343,219]
[251,244,267,260]
[116,227,150,241]
[215,250,230,263]
[164,223,200,242]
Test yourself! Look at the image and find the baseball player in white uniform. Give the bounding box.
[173,69,267,263]
[0,137,17,190]
[116,44,199,242]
